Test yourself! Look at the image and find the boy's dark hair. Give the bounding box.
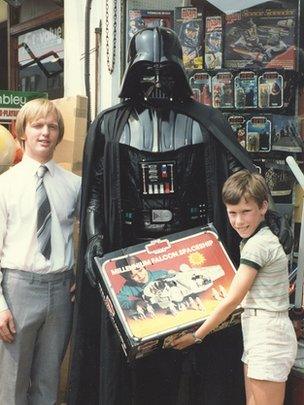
[115,255,143,282]
[222,170,269,208]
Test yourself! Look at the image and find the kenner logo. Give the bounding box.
[146,239,171,255]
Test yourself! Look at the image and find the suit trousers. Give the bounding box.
[0,268,73,405]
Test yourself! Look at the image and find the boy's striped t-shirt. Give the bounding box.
[240,225,290,311]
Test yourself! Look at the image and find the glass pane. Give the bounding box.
[18,21,64,99]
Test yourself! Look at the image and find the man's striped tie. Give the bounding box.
[36,165,52,259]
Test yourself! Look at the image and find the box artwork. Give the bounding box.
[204,16,222,70]
[128,10,174,41]
[95,226,240,360]
[272,115,303,153]
[264,159,295,198]
[224,8,297,70]
[174,7,204,69]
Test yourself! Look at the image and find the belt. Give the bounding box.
[243,308,289,317]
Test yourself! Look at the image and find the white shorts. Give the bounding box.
[241,308,298,382]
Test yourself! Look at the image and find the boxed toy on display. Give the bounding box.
[204,16,222,69]
[94,226,241,360]
[224,7,297,70]
[174,6,204,69]
[128,9,174,41]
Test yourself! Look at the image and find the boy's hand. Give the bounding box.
[0,309,16,343]
[170,333,196,350]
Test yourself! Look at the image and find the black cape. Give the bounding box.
[68,99,255,405]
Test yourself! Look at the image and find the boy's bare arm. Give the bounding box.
[171,264,257,350]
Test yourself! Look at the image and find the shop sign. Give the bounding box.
[0,90,47,121]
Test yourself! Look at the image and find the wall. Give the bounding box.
[64,0,123,119]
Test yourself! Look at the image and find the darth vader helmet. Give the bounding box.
[119,27,192,100]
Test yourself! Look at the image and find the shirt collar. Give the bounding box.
[21,154,56,177]
[241,220,267,244]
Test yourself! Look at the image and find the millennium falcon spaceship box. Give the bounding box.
[95,226,241,361]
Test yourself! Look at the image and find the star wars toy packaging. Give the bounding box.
[212,71,234,109]
[246,115,272,153]
[174,6,204,70]
[204,16,222,70]
[226,114,247,148]
[234,71,258,109]
[272,115,303,153]
[254,158,295,200]
[128,9,174,41]
[224,7,297,70]
[189,71,212,106]
[94,226,241,361]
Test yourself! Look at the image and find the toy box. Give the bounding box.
[95,226,241,361]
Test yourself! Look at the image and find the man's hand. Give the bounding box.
[170,333,195,350]
[0,309,16,343]
[85,234,103,288]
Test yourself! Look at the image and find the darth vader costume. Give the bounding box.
[68,27,291,405]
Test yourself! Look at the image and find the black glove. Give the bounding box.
[85,234,103,288]
[266,210,293,255]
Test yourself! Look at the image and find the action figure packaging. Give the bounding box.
[263,69,297,114]
[94,226,241,361]
[272,114,303,153]
[212,71,234,109]
[246,115,272,153]
[128,9,174,41]
[174,6,204,70]
[204,16,222,70]
[234,71,258,109]
[258,71,284,109]
[189,70,212,106]
[224,7,298,70]
[236,69,296,113]
[226,114,248,149]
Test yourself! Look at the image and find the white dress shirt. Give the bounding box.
[0,154,81,311]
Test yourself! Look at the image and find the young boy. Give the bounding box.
[171,170,297,405]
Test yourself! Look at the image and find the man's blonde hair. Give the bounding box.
[15,98,64,144]
[222,170,269,208]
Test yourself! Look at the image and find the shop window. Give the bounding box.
[9,2,63,99]
[17,21,63,99]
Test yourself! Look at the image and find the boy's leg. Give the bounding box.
[0,270,44,405]
[250,378,285,405]
[243,364,255,405]
[28,273,73,405]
